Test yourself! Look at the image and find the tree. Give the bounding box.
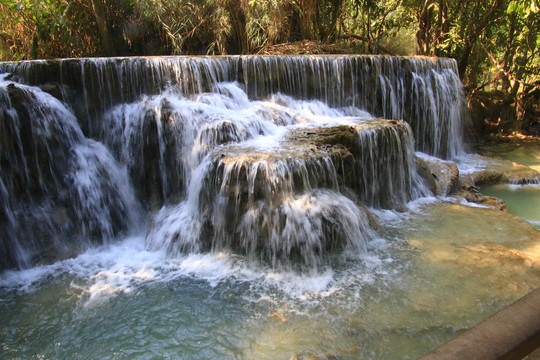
[0,0,106,60]
[473,0,539,133]
[409,0,506,79]
[90,0,115,56]
[346,0,404,53]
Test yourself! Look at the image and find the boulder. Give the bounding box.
[455,185,507,211]
[416,153,460,196]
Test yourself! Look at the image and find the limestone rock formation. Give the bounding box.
[461,155,540,185]
[416,153,460,196]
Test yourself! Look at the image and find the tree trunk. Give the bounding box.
[225,0,248,54]
[458,41,472,80]
[90,0,115,56]
[329,0,343,40]
[298,0,316,40]
[435,0,449,56]
[416,0,434,55]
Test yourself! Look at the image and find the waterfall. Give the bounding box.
[0,55,467,270]
[1,55,467,158]
[0,77,141,269]
[143,103,427,267]
[146,145,376,269]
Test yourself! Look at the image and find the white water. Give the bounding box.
[100,81,430,268]
[1,55,468,158]
[0,77,141,269]
[2,197,539,359]
[1,71,426,269]
[104,82,373,192]
[0,56,536,359]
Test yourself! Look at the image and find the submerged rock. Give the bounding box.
[405,201,540,300]
[289,346,361,360]
[455,185,507,211]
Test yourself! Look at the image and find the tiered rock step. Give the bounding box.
[203,118,421,211]
[164,119,424,267]
[1,55,467,158]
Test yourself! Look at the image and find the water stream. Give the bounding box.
[0,56,538,359]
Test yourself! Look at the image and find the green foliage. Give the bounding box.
[0,0,102,60]
[0,0,68,60]
[134,0,235,55]
[392,0,539,133]
[344,0,408,53]
[500,0,539,85]
[245,0,291,52]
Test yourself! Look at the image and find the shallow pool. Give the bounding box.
[1,199,539,359]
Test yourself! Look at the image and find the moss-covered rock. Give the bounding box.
[309,125,357,149]
[455,185,507,211]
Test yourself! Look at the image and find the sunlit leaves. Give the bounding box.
[0,0,72,60]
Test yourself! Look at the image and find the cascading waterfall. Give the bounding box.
[114,81,427,267]
[3,55,540,360]
[0,55,468,158]
[146,144,376,269]
[0,76,141,269]
[0,55,466,271]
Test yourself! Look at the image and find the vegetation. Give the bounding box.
[0,0,538,135]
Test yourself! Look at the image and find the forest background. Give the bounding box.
[0,0,538,137]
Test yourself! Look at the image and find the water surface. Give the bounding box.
[478,139,540,229]
[2,199,539,359]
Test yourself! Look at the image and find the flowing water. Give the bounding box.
[0,56,538,359]
[2,201,538,359]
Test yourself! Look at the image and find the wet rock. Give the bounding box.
[151,120,420,266]
[0,82,139,270]
[453,153,538,210]
[201,144,373,265]
[416,153,460,196]
[4,83,76,199]
[455,185,507,211]
[141,108,165,209]
[40,83,63,101]
[309,125,357,149]
[463,155,540,185]
[165,119,421,266]
[288,119,422,209]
